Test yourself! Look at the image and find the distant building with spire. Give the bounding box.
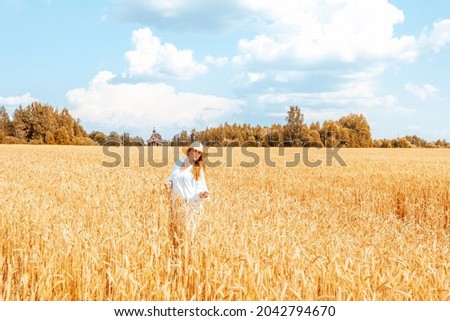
[146,127,163,146]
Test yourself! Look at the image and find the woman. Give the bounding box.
[164,141,209,247]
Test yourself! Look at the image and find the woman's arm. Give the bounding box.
[164,160,180,189]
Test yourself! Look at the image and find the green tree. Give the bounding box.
[190,129,198,142]
[9,103,89,144]
[12,106,31,140]
[107,131,122,145]
[0,107,12,143]
[338,113,372,147]
[89,131,107,145]
[54,127,71,145]
[179,130,189,145]
[284,105,304,145]
[309,129,324,147]
[404,135,427,148]
[265,124,284,146]
[320,120,342,147]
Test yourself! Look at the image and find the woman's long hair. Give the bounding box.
[189,149,206,181]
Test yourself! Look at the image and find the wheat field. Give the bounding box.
[1,144,449,301]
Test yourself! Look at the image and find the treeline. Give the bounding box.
[0,102,94,145]
[174,108,371,147]
[372,136,448,148]
[88,131,145,146]
[173,106,449,148]
[1,103,448,148]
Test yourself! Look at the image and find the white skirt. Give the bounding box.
[169,195,204,244]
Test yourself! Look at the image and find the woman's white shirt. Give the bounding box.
[166,157,209,202]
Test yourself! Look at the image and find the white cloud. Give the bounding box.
[231,53,252,66]
[66,71,245,132]
[258,74,419,119]
[419,19,450,52]
[259,81,395,107]
[124,28,207,80]
[116,1,450,67]
[268,108,346,123]
[237,34,289,63]
[204,55,229,68]
[405,83,437,100]
[99,0,450,141]
[273,71,306,83]
[302,108,348,123]
[0,93,37,106]
[340,64,387,81]
[247,72,266,83]
[234,0,418,65]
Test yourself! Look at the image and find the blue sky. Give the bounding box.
[1,0,450,141]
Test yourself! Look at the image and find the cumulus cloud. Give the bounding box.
[267,108,345,123]
[234,0,418,65]
[116,1,450,67]
[66,71,244,131]
[90,0,450,140]
[405,83,437,100]
[258,80,396,108]
[124,28,207,80]
[419,19,450,52]
[0,93,37,106]
[255,67,422,118]
[204,55,229,68]
[247,72,266,84]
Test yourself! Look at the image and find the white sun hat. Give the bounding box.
[182,141,208,157]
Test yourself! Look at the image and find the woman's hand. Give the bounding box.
[199,191,209,199]
[164,181,173,190]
